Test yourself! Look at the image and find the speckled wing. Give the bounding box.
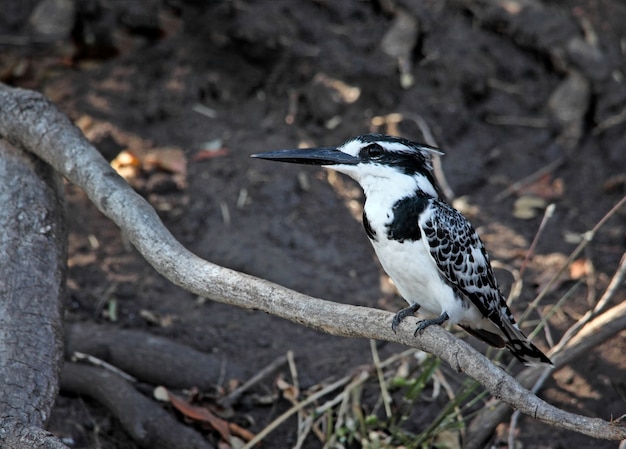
[419,199,513,330]
[420,199,553,365]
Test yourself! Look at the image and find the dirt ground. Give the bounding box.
[2,0,625,448]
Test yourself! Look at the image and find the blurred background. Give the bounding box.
[1,1,624,448]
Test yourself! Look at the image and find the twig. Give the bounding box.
[519,195,626,323]
[547,252,626,358]
[71,351,137,383]
[370,339,392,418]
[286,350,306,446]
[592,252,625,312]
[593,106,626,135]
[485,115,549,128]
[285,89,299,125]
[556,252,626,348]
[527,279,582,342]
[378,348,424,369]
[467,199,626,448]
[408,113,456,200]
[519,203,556,277]
[293,415,314,449]
[511,258,624,446]
[491,260,523,305]
[219,354,288,408]
[434,369,465,432]
[321,370,371,448]
[241,373,357,449]
[192,103,217,119]
[494,157,565,201]
[466,286,626,449]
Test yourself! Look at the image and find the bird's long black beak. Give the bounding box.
[251,147,360,166]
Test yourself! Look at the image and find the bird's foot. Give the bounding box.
[391,303,421,333]
[413,312,449,336]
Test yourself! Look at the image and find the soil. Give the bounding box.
[1,1,625,448]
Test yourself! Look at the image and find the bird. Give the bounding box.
[251,133,552,365]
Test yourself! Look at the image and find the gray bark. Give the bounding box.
[0,139,67,449]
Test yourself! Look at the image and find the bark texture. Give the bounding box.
[0,139,67,448]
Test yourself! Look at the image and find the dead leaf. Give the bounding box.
[166,389,232,441]
[111,150,142,180]
[217,440,233,449]
[548,70,590,127]
[603,173,626,193]
[452,195,480,218]
[501,1,523,14]
[227,378,240,393]
[570,258,591,280]
[75,115,94,133]
[143,147,187,176]
[513,195,547,219]
[381,8,419,88]
[139,309,175,327]
[394,359,410,380]
[192,138,229,161]
[276,376,299,402]
[531,253,570,293]
[434,429,462,449]
[371,113,403,136]
[251,391,278,405]
[516,173,565,200]
[228,422,256,442]
[114,150,141,167]
[192,148,229,161]
[313,73,361,104]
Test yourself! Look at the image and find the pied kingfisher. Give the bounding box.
[252,134,552,365]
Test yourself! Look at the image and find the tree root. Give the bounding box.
[65,322,243,390]
[60,363,215,449]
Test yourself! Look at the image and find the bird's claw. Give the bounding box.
[412,311,449,336]
[391,303,421,333]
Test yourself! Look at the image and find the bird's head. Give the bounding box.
[252,134,444,199]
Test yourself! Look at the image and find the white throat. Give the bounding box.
[329,163,439,203]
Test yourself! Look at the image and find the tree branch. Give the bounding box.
[1,83,624,441]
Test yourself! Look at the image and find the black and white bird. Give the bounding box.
[252,134,552,365]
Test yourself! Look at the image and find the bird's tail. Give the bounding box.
[500,318,553,366]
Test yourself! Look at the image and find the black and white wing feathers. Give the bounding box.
[419,197,552,365]
[419,199,510,327]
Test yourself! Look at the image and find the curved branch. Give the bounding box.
[1,83,624,441]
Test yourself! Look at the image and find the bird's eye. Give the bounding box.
[364,143,384,158]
